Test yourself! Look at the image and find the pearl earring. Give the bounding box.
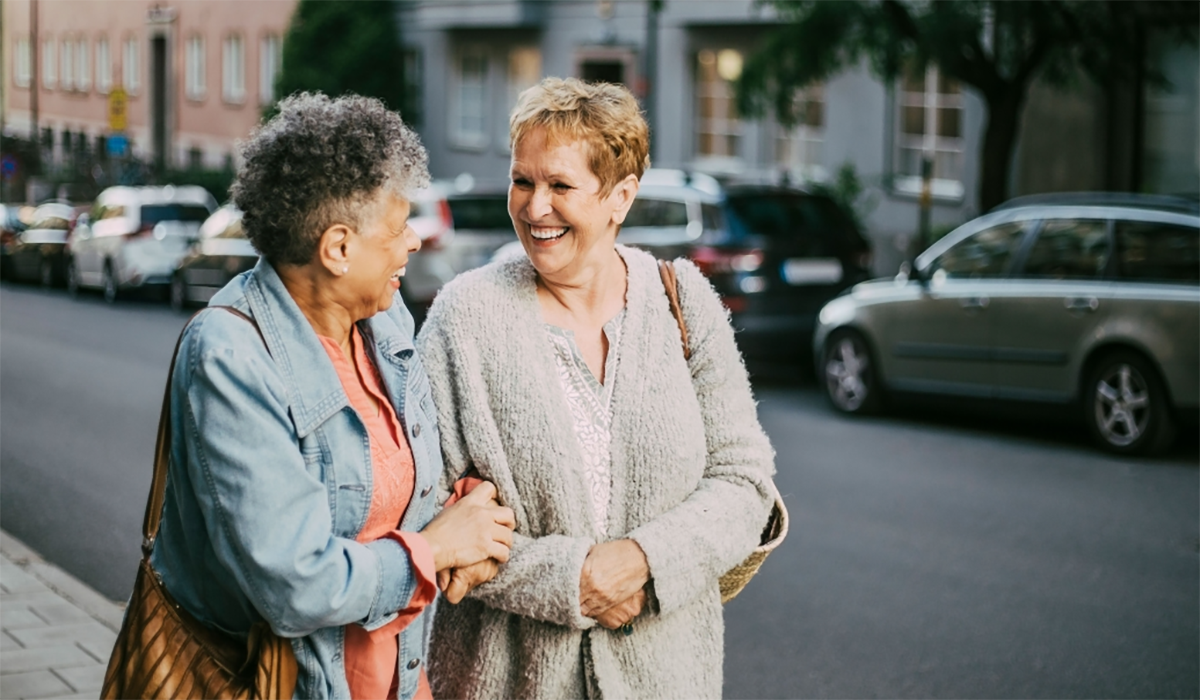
[342,266,349,274]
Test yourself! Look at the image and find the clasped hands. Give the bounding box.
[423,481,651,629]
[579,539,651,630]
[421,481,514,604]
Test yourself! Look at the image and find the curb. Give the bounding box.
[0,530,125,632]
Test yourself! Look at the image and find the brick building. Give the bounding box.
[3,0,296,192]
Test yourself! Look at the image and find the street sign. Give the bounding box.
[1,154,16,180]
[109,87,128,132]
[107,134,129,157]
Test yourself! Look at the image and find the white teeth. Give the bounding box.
[530,226,568,240]
[390,268,406,281]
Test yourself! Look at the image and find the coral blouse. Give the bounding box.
[319,327,436,700]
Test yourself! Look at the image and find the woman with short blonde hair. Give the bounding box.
[420,77,776,699]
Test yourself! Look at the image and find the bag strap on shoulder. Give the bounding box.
[658,259,691,361]
[142,306,265,558]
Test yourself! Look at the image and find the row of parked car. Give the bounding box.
[1,185,220,303]
[4,177,1196,456]
[1,171,876,351]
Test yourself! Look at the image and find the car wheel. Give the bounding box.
[39,257,56,288]
[1084,351,1176,456]
[822,329,882,414]
[66,259,80,297]
[102,262,119,304]
[170,273,189,312]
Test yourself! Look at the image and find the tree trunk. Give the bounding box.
[977,87,1026,212]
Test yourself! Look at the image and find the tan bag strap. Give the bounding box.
[657,259,691,361]
[142,306,266,558]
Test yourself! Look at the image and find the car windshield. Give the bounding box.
[30,216,71,230]
[447,196,511,230]
[141,204,212,226]
[625,198,689,227]
[30,205,74,230]
[724,192,865,254]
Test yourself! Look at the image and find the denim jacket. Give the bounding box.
[150,259,443,699]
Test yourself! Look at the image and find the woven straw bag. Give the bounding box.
[658,260,790,604]
[101,307,297,700]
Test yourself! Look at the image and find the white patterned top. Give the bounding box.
[544,310,626,538]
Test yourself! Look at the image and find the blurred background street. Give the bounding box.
[2,0,1199,697]
[3,282,1197,698]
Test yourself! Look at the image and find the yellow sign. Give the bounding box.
[108,87,128,132]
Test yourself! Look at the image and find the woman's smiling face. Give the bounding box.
[508,127,636,279]
[344,190,420,319]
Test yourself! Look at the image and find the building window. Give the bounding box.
[42,39,56,89]
[96,37,111,93]
[775,84,826,182]
[61,39,74,90]
[259,34,281,105]
[223,34,245,103]
[76,38,90,91]
[500,47,541,148]
[123,36,140,93]
[401,48,423,127]
[15,38,31,88]
[1142,34,1199,195]
[188,147,204,170]
[451,48,488,148]
[894,63,964,199]
[695,49,743,162]
[186,35,205,100]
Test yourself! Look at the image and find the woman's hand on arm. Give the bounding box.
[421,481,515,571]
[440,559,500,604]
[578,539,650,618]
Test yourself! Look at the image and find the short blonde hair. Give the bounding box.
[509,77,650,194]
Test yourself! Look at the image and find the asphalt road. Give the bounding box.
[2,281,1197,698]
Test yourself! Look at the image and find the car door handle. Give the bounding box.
[1064,297,1099,313]
[960,296,990,310]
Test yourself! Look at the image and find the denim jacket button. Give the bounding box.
[420,485,432,498]
[407,658,421,670]
[412,423,422,437]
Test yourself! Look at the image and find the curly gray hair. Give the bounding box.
[231,92,429,266]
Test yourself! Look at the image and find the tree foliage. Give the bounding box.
[273,0,408,117]
[738,1,1199,211]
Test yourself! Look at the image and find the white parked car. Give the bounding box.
[67,185,216,302]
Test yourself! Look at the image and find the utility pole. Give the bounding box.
[643,0,662,163]
[918,156,932,253]
[30,0,40,148]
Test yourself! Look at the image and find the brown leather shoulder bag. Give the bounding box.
[657,260,790,604]
[102,306,297,700]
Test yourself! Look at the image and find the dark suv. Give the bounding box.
[690,185,873,362]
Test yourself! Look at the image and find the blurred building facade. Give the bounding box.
[2,0,296,180]
[397,0,1199,274]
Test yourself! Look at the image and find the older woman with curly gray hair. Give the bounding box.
[148,92,515,700]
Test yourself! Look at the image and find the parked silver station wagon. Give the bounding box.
[814,193,1199,455]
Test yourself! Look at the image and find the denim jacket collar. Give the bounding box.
[242,258,416,438]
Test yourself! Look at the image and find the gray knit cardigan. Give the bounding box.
[417,245,776,700]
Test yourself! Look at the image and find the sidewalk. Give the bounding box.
[0,530,125,700]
